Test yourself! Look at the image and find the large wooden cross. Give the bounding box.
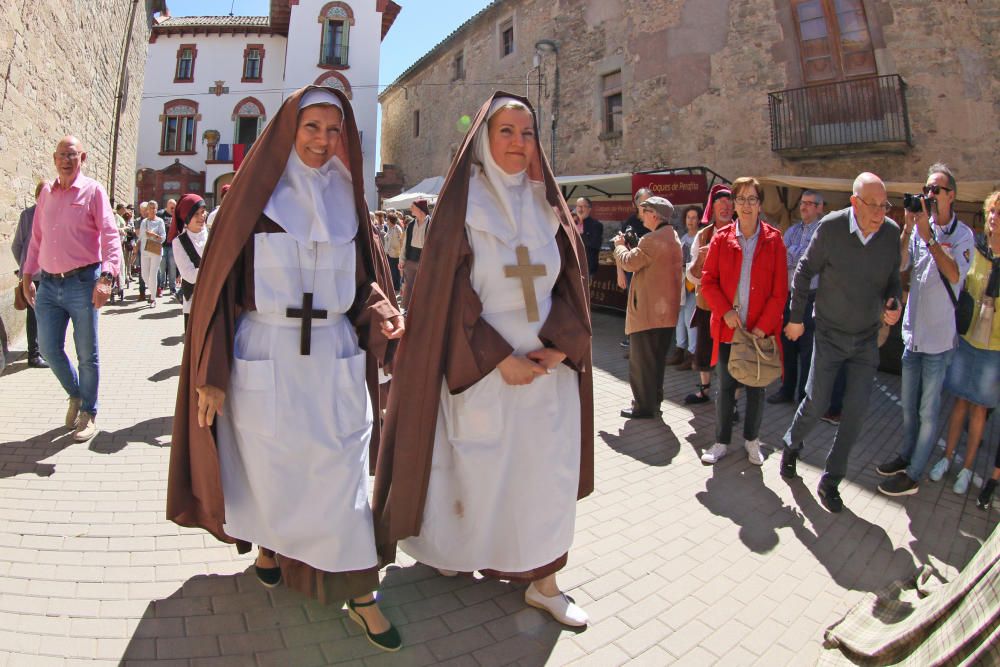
[286,292,328,355]
[504,244,547,322]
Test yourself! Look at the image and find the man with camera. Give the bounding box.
[614,196,682,419]
[875,164,974,496]
[780,172,903,513]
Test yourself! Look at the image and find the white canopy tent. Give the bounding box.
[382,176,445,209]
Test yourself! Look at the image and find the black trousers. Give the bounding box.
[715,342,765,444]
[25,302,40,359]
[629,327,674,413]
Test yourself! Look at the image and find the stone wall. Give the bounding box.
[0,0,157,355]
[379,0,1000,205]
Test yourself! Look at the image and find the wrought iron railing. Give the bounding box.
[768,74,911,153]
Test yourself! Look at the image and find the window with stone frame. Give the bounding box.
[318,2,354,68]
[233,97,265,147]
[242,44,264,82]
[601,70,623,136]
[499,18,514,58]
[174,44,197,82]
[452,51,465,82]
[413,109,420,138]
[792,0,877,83]
[161,100,199,154]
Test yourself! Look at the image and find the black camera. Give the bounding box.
[902,193,935,214]
[623,230,639,249]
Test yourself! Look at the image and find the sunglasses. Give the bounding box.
[922,184,952,195]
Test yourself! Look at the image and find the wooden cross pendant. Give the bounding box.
[286,292,328,355]
[503,244,547,322]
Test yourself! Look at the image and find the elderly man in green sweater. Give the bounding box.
[780,172,903,513]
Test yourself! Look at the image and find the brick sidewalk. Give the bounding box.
[0,291,996,666]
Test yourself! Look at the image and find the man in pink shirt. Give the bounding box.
[21,136,121,442]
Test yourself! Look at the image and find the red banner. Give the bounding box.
[233,144,247,171]
[590,200,634,223]
[631,173,707,206]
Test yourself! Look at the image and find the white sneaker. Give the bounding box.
[928,457,950,482]
[701,443,728,464]
[745,439,764,466]
[72,412,98,442]
[524,583,588,627]
[953,468,972,495]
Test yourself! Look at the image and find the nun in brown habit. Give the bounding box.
[167,86,403,651]
[373,92,594,626]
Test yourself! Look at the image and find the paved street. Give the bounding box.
[0,290,996,666]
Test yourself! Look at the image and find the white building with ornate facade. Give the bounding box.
[136,0,400,209]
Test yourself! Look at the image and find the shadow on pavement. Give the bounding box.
[149,365,180,383]
[88,415,173,455]
[161,335,184,347]
[0,426,73,478]
[696,462,792,554]
[103,304,150,316]
[140,309,181,321]
[599,418,681,466]
[122,562,567,665]
[785,479,917,592]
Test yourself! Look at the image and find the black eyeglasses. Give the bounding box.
[923,184,952,195]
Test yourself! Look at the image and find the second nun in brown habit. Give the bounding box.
[167,87,403,652]
[373,93,594,626]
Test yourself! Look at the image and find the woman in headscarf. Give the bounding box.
[171,193,208,333]
[167,87,404,652]
[373,93,593,627]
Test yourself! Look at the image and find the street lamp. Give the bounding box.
[534,39,559,171]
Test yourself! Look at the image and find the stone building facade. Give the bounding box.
[378,0,999,218]
[0,0,163,356]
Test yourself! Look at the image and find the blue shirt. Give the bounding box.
[784,219,820,290]
[735,220,761,323]
[901,214,976,354]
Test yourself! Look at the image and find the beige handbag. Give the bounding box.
[144,239,163,255]
[728,325,782,387]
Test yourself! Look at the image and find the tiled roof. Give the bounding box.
[155,16,270,28]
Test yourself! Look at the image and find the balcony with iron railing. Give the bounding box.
[768,74,912,157]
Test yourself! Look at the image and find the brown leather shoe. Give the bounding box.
[675,351,693,371]
[665,348,685,366]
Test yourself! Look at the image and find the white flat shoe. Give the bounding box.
[524,582,588,627]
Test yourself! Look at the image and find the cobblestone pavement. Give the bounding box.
[0,290,996,666]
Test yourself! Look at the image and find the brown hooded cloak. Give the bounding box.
[372,92,594,578]
[167,86,398,602]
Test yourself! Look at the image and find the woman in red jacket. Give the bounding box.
[700,177,788,466]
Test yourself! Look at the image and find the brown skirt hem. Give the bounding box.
[479,552,568,583]
[274,554,380,605]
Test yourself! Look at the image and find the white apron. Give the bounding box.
[216,233,377,572]
[400,227,581,573]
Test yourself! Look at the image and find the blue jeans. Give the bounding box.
[899,347,953,480]
[35,266,101,415]
[161,245,177,293]
[676,293,698,352]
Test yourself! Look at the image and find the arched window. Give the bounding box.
[232,97,265,146]
[313,72,353,100]
[317,2,354,68]
[160,99,199,154]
